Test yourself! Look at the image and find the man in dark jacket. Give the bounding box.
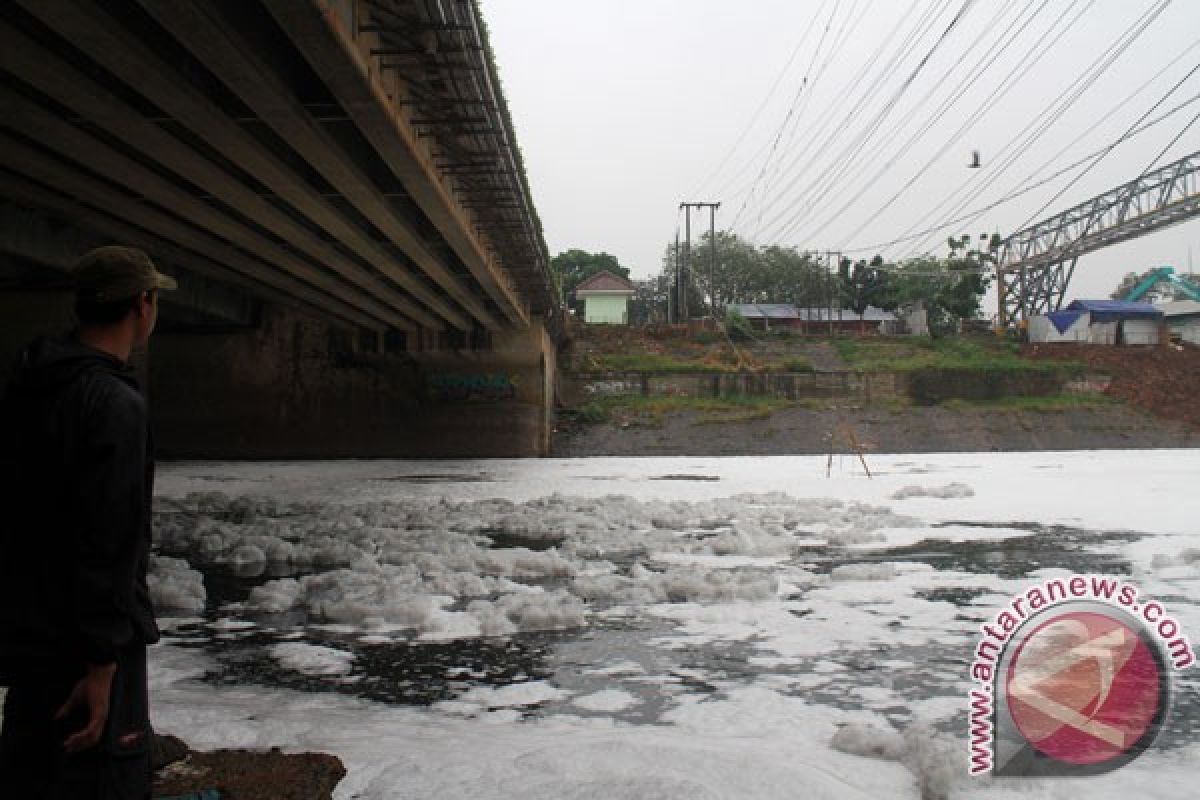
[0,246,176,798]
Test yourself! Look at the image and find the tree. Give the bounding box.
[875,234,997,336]
[838,255,886,314]
[627,275,669,325]
[551,249,631,315]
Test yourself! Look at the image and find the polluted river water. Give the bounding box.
[122,452,1200,797]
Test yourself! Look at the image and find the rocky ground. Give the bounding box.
[152,735,345,800]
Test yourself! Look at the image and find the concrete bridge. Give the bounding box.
[0,0,563,457]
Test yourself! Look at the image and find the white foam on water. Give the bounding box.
[572,689,640,713]
[131,452,1200,798]
[270,642,356,678]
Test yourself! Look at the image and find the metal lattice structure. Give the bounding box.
[996,149,1200,327]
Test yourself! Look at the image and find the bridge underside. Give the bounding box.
[0,0,561,457]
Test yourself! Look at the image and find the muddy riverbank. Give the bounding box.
[553,404,1200,457]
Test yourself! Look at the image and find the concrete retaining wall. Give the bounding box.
[563,371,903,404]
[565,365,1075,407]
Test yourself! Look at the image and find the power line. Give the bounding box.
[742,0,953,238]
[817,0,1077,249]
[739,0,959,240]
[792,0,1032,244]
[751,0,848,235]
[1139,106,1200,174]
[729,0,844,231]
[1012,55,1199,232]
[899,0,1175,257]
[687,0,834,199]
[874,32,1200,258]
[755,0,980,242]
[718,0,907,217]
[837,89,1200,255]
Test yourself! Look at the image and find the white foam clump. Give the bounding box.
[456,681,568,709]
[246,568,585,639]
[831,563,897,582]
[891,483,974,500]
[147,556,207,613]
[155,490,922,637]
[270,642,355,677]
[156,491,917,572]
[572,689,639,712]
[831,722,957,800]
[575,562,778,604]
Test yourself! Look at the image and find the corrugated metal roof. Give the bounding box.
[727,304,800,319]
[1066,299,1163,317]
[1158,300,1200,317]
[729,303,897,322]
[795,306,897,322]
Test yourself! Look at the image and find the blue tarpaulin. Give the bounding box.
[1046,310,1085,334]
[1065,299,1163,324]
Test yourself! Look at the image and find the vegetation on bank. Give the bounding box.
[831,336,1084,374]
[570,394,798,426]
[563,389,1116,429]
[578,351,812,374]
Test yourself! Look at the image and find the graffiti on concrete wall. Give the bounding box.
[429,373,518,402]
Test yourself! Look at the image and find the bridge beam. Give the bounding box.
[263,0,533,327]
[0,15,437,331]
[0,107,410,330]
[17,0,492,333]
[125,0,502,332]
[1,176,387,332]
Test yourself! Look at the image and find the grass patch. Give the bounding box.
[572,393,794,424]
[581,353,738,373]
[767,357,815,373]
[832,336,1082,373]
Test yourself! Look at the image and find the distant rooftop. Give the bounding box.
[576,270,635,293]
[728,303,895,322]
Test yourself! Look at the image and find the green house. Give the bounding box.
[575,270,635,325]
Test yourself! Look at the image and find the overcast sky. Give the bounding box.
[483,0,1200,308]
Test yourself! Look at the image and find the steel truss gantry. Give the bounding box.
[996,148,1200,328]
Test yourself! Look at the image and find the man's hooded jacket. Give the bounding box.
[0,336,159,683]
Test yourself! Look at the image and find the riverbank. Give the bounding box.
[553,404,1200,457]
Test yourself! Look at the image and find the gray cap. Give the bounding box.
[72,246,178,303]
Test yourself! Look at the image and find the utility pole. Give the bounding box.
[670,231,679,323]
[680,201,720,319]
[825,251,834,336]
[682,205,691,322]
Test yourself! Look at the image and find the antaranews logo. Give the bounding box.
[967,574,1194,777]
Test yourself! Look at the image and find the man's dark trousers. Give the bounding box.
[0,643,151,799]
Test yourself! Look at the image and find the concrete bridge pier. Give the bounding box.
[2,222,559,459]
[149,306,559,460]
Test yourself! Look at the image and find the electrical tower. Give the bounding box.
[996,148,1200,328]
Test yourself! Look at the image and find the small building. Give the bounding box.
[575,271,635,325]
[1033,300,1164,345]
[1159,299,1200,345]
